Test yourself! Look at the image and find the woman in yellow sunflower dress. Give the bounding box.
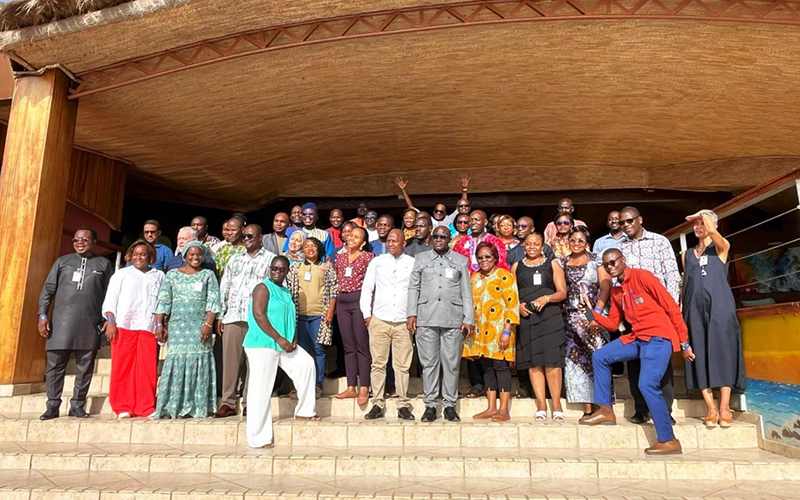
[463,241,520,422]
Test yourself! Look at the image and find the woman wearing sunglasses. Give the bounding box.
[547,214,574,259]
[511,232,568,422]
[463,242,520,421]
[450,213,471,249]
[561,226,612,416]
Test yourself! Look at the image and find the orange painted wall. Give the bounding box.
[740,313,800,385]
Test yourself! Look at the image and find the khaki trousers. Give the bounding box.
[368,317,413,409]
[221,321,249,409]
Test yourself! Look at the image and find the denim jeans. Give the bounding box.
[296,315,326,389]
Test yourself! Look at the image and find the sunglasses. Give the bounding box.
[72,237,90,243]
[270,266,288,272]
[302,211,315,216]
[431,234,449,240]
[143,230,158,235]
[517,224,530,229]
[456,220,470,225]
[476,255,495,261]
[555,221,571,226]
[568,238,587,245]
[620,217,638,226]
[242,234,256,240]
[602,259,622,269]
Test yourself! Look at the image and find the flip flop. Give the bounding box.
[534,410,547,422]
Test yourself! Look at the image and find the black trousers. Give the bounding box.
[467,359,485,389]
[628,358,674,413]
[45,349,97,412]
[481,357,512,393]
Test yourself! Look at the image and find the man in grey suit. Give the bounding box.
[261,212,289,256]
[407,225,474,422]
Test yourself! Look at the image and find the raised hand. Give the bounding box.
[394,177,409,191]
[460,174,470,189]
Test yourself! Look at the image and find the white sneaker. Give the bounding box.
[117,412,131,419]
[146,411,158,420]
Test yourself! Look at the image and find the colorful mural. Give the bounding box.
[733,247,800,292]
[746,378,800,448]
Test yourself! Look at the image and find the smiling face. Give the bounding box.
[523,233,543,259]
[516,217,534,239]
[329,209,343,229]
[357,202,369,217]
[377,216,393,238]
[290,206,303,225]
[498,218,515,238]
[555,215,573,235]
[431,226,450,253]
[303,239,319,263]
[227,218,244,242]
[557,198,574,215]
[433,204,447,221]
[130,243,151,271]
[457,199,471,214]
[476,245,496,273]
[364,211,378,229]
[403,209,417,230]
[607,211,620,232]
[347,227,366,250]
[288,232,304,253]
[340,223,354,246]
[72,229,95,256]
[270,258,289,284]
[455,214,470,235]
[602,250,627,278]
[184,246,204,269]
[568,230,588,256]
[302,207,318,228]
[242,225,262,252]
[620,209,643,238]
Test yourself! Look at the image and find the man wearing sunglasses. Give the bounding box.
[394,174,471,230]
[616,206,681,424]
[140,219,173,272]
[543,198,586,243]
[580,249,693,455]
[283,203,335,259]
[38,228,113,420]
[215,224,276,418]
[506,216,556,265]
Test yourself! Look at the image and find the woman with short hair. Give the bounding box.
[547,214,574,260]
[496,215,520,251]
[102,240,164,419]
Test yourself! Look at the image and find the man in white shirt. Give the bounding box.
[360,229,416,420]
[215,224,276,418]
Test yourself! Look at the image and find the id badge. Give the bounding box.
[533,273,542,286]
[193,281,204,292]
[345,266,353,278]
[72,271,82,282]
[699,255,708,266]
[471,254,477,267]
[304,271,312,281]
[445,268,454,279]
[634,296,644,304]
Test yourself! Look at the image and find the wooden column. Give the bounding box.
[0,69,78,384]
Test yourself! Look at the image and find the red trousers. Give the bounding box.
[109,328,158,417]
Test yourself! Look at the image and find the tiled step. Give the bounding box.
[0,442,796,480]
[1,471,798,500]
[0,414,759,449]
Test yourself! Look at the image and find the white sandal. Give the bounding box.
[552,411,566,423]
[534,410,547,422]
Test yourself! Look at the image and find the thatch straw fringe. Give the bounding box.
[0,0,194,51]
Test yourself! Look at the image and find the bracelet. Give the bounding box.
[543,295,550,304]
[155,323,163,328]
[38,314,47,321]
[681,342,691,351]
[106,317,116,323]
[202,322,213,329]
[593,307,603,314]
[501,330,511,336]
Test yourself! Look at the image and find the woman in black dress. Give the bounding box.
[512,232,568,422]
[682,210,746,429]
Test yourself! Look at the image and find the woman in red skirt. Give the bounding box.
[102,240,165,419]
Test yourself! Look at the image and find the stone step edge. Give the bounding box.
[0,449,796,481]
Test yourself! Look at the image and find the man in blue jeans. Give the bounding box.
[579,249,695,455]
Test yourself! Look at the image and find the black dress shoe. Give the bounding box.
[364,405,384,420]
[444,407,461,422]
[398,407,415,421]
[630,410,650,424]
[421,407,437,422]
[68,407,89,418]
[39,409,59,421]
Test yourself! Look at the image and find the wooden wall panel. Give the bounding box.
[67,148,127,230]
[0,69,77,384]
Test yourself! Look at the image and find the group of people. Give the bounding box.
[36,175,746,454]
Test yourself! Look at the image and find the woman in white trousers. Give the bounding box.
[244,256,319,448]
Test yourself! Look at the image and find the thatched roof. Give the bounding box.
[0,0,131,31]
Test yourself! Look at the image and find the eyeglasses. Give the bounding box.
[555,221,571,227]
[517,224,530,229]
[431,234,449,240]
[476,255,495,261]
[455,220,470,225]
[270,266,288,272]
[72,237,90,243]
[302,210,315,216]
[602,259,621,269]
[143,230,158,235]
[365,215,377,220]
[457,204,470,208]
[433,209,445,214]
[620,218,638,226]
[242,234,256,240]
[568,238,587,245]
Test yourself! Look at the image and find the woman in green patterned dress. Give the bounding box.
[153,241,220,418]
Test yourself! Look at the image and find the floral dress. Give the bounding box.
[154,269,220,418]
[561,255,609,404]
[463,267,520,362]
[547,235,571,260]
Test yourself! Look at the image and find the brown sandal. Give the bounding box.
[465,388,486,399]
[295,415,322,421]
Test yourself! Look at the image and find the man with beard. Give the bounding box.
[592,211,624,265]
[262,212,290,256]
[404,213,434,257]
[289,206,304,229]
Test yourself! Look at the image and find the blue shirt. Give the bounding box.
[592,233,623,264]
[371,240,388,256]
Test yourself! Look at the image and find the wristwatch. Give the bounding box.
[681,342,691,351]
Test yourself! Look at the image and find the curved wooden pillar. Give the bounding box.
[0,69,77,384]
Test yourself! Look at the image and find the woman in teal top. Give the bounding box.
[244,255,320,448]
[153,241,219,419]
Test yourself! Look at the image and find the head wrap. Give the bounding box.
[181,240,207,258]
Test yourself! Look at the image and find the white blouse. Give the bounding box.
[102,266,165,332]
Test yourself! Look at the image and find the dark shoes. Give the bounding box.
[213,405,237,418]
[364,405,384,420]
[421,407,437,422]
[68,407,89,419]
[444,407,461,422]
[579,405,617,426]
[398,407,415,421]
[630,410,650,424]
[39,409,59,421]
[645,439,682,455]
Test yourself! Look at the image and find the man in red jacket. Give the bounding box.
[579,248,695,455]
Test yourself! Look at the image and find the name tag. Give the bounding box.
[72,271,82,282]
[193,281,204,292]
[476,278,483,288]
[303,271,312,282]
[699,255,708,266]
[471,254,477,266]
[345,266,353,278]
[533,273,542,286]
[445,268,454,279]
[634,296,644,304]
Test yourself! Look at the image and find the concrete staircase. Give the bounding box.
[0,347,798,499]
